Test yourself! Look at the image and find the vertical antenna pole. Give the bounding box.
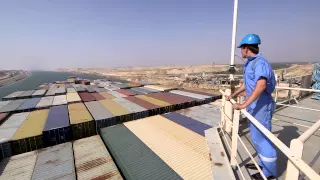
[229,0,239,81]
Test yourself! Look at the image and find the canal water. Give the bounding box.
[0,71,115,98]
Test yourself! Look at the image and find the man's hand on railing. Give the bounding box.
[232,103,246,110]
[225,95,231,101]
[224,94,246,110]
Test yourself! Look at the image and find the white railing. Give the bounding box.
[219,89,320,180]
[275,86,320,93]
[274,86,320,112]
[285,119,320,180]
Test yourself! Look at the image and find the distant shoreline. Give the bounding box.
[0,71,32,87]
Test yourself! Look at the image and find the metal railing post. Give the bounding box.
[221,92,226,127]
[274,72,279,103]
[231,109,240,166]
[286,120,320,180]
[224,89,233,133]
[275,89,278,102]
[285,139,304,180]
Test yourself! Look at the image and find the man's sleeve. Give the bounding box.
[254,63,270,82]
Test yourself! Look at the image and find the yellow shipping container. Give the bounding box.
[68,103,93,125]
[99,92,116,99]
[99,99,129,116]
[135,95,171,107]
[125,115,213,180]
[12,109,49,140]
[66,92,81,103]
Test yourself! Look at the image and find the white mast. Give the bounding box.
[229,0,239,80]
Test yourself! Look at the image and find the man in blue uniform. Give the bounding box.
[226,34,277,179]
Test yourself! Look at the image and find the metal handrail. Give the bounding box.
[275,86,320,93]
[276,103,320,112]
[219,89,320,180]
[298,119,320,142]
[285,119,320,180]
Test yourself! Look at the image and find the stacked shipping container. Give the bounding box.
[0,100,11,109]
[0,113,9,124]
[78,92,95,102]
[146,92,196,110]
[67,87,76,93]
[115,89,138,96]
[108,90,127,98]
[170,90,213,103]
[85,101,116,132]
[90,92,105,101]
[99,99,131,123]
[0,99,26,113]
[2,91,24,100]
[66,92,82,103]
[52,95,67,106]
[113,98,148,120]
[68,103,95,140]
[17,97,41,112]
[0,150,38,180]
[125,96,161,115]
[99,92,116,99]
[54,87,66,95]
[0,112,29,159]
[18,90,36,99]
[11,109,49,154]
[135,95,173,113]
[100,115,213,180]
[36,96,53,109]
[43,105,71,147]
[73,136,123,180]
[32,89,47,97]
[31,142,76,180]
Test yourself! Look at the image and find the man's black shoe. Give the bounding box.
[251,172,275,180]
[245,163,263,170]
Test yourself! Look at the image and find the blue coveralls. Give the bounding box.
[244,53,277,177]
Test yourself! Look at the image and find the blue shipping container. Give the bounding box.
[162,112,211,136]
[43,105,71,147]
[17,98,41,111]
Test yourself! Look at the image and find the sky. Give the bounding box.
[0,0,319,70]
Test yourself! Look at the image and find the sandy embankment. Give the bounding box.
[0,70,31,87]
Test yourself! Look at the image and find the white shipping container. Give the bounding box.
[0,112,29,146]
[0,151,38,180]
[52,95,67,106]
[36,96,54,108]
[66,93,81,103]
[178,104,221,126]
[0,112,29,130]
[113,98,146,113]
[73,136,123,180]
[32,89,47,96]
[144,85,165,91]
[0,100,11,109]
[140,87,161,93]
[67,88,76,93]
[108,91,126,98]
[170,90,211,100]
[3,91,24,99]
[32,142,76,180]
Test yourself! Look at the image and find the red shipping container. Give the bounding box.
[78,92,95,102]
[116,89,137,96]
[90,93,105,101]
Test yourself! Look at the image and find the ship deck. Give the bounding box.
[220,96,320,179]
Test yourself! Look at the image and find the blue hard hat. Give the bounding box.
[237,34,261,48]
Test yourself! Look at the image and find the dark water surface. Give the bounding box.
[0,71,108,98]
